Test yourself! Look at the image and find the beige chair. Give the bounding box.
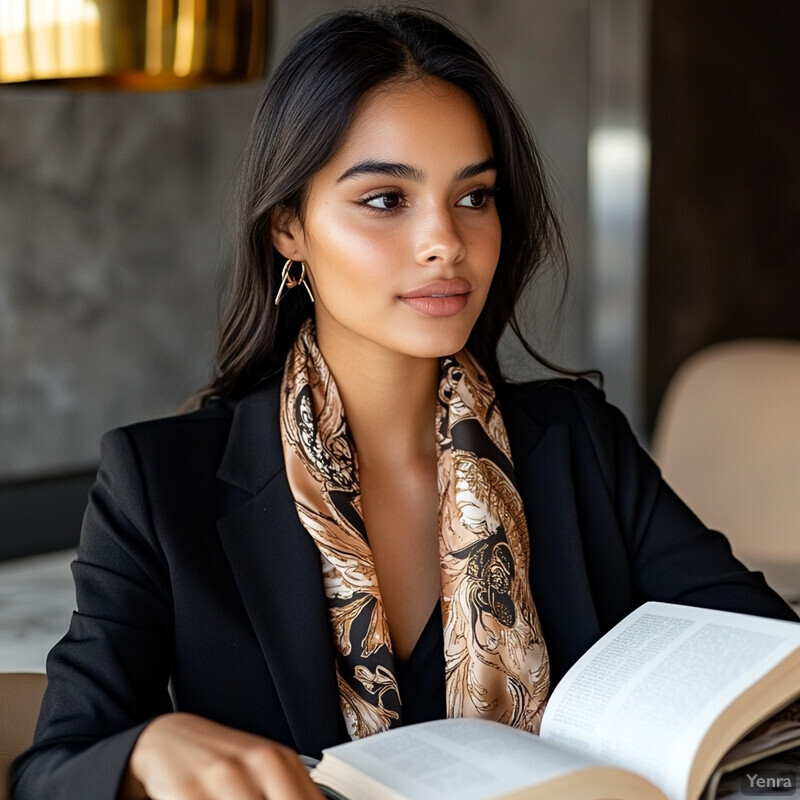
[0,673,47,800]
[651,339,800,601]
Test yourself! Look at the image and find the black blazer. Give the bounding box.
[12,377,797,800]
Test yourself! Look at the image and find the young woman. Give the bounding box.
[12,8,796,800]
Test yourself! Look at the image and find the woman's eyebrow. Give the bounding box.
[454,157,496,182]
[335,157,496,184]
[336,160,425,183]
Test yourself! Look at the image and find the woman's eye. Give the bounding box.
[456,189,493,209]
[363,193,402,210]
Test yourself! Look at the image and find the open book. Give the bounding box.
[310,602,800,800]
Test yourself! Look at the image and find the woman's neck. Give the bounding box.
[316,333,440,470]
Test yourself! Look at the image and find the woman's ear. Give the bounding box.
[270,206,306,261]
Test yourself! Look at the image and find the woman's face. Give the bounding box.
[273,77,502,363]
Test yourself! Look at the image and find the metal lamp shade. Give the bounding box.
[0,0,268,89]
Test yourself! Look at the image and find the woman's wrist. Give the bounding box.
[119,714,166,800]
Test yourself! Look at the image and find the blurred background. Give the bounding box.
[1,0,798,607]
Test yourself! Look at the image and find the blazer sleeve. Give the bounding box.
[573,379,798,621]
[11,428,175,800]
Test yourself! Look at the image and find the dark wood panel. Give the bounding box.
[646,0,800,431]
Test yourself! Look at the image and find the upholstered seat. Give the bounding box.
[652,339,800,600]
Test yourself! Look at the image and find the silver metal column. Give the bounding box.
[587,0,651,438]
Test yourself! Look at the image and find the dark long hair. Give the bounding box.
[193,7,581,407]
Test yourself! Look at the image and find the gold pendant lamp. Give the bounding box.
[0,0,268,89]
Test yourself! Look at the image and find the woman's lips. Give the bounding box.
[400,295,469,316]
[399,279,470,317]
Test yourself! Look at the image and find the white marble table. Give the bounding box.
[0,549,76,672]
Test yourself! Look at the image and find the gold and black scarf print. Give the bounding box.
[280,320,549,739]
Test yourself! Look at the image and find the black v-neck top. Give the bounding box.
[394,600,447,725]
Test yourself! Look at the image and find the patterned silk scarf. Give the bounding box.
[279,320,549,738]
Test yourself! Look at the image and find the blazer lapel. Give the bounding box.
[500,388,602,687]
[216,379,344,757]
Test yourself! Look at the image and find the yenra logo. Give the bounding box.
[745,772,794,791]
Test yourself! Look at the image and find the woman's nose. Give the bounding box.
[413,207,466,265]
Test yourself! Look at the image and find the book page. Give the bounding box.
[312,718,606,800]
[540,602,800,800]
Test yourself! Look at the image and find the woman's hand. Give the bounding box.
[121,712,326,799]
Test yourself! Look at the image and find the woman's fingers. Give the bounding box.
[191,753,265,799]
[245,745,325,799]
[188,747,325,800]
[126,712,325,799]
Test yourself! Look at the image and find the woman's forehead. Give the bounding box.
[321,77,494,179]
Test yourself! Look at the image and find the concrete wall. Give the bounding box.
[0,0,591,481]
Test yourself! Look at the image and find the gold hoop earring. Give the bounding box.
[274,259,315,305]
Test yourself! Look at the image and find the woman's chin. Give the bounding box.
[392,328,475,360]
